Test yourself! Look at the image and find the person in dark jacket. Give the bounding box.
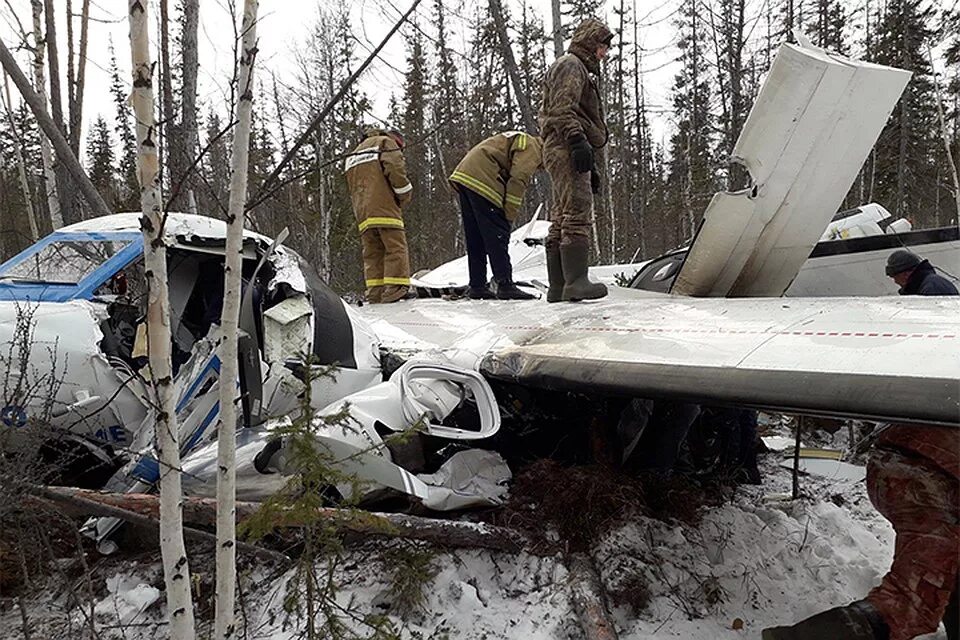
[885,249,959,295]
[538,18,613,302]
[763,251,959,640]
[449,132,542,300]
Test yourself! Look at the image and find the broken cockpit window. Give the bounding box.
[0,240,131,284]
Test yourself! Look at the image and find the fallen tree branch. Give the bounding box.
[568,552,620,640]
[32,486,288,564]
[36,487,538,554]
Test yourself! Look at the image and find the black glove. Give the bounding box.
[590,169,600,194]
[568,133,594,174]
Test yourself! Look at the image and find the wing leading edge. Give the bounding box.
[364,294,960,426]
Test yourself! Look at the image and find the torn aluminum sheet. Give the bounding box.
[672,42,912,297]
[253,346,505,510]
[416,449,511,510]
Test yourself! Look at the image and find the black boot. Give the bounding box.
[545,245,564,303]
[467,286,496,300]
[560,241,607,301]
[495,281,536,300]
[762,601,889,640]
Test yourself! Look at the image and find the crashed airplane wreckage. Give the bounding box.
[0,42,956,550]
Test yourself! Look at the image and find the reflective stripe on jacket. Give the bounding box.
[344,130,412,231]
[449,132,542,220]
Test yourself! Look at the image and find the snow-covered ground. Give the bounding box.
[2,438,948,639]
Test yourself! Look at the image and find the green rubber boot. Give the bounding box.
[762,601,888,640]
[545,245,565,303]
[560,241,607,301]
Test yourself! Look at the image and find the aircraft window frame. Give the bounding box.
[0,232,145,302]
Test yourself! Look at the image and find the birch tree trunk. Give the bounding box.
[29,0,62,229]
[127,2,196,637]
[0,36,110,216]
[216,1,259,637]
[2,72,40,240]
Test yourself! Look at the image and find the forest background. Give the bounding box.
[0,0,957,293]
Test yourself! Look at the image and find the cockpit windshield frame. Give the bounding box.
[0,232,144,302]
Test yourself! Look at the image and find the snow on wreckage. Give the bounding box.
[0,40,958,554]
[0,212,509,550]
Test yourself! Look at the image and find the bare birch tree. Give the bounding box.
[127,1,196,637]
[29,0,61,229]
[216,1,259,637]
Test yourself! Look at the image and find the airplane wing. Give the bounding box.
[363,292,960,426]
[672,42,912,298]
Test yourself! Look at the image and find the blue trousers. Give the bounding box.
[458,187,513,288]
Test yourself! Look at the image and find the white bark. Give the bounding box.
[127,2,195,638]
[216,1,258,637]
[30,0,62,229]
[2,72,40,240]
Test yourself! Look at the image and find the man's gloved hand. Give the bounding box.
[590,169,601,194]
[568,133,593,174]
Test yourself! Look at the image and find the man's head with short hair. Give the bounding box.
[885,249,923,287]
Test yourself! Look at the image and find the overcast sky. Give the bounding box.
[0,0,682,154]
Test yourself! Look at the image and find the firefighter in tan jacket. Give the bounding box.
[449,132,542,300]
[344,128,414,304]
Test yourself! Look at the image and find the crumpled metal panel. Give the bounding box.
[672,43,911,298]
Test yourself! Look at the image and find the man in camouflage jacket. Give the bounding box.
[344,128,414,303]
[449,131,542,300]
[538,18,613,302]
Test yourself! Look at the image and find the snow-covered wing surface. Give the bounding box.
[363,292,960,425]
[672,43,911,297]
[412,219,551,289]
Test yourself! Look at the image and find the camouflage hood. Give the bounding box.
[568,18,613,75]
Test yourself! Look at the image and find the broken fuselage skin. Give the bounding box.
[0,213,381,481]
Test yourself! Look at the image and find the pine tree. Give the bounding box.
[871,0,941,225]
[808,0,846,53]
[667,0,717,243]
[398,26,436,269]
[108,41,139,211]
[86,115,116,209]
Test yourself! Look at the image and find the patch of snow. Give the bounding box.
[94,572,160,628]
